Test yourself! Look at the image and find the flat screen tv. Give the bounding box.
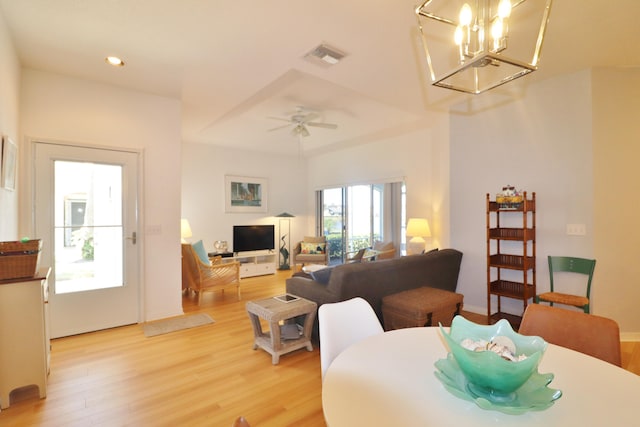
[233,225,275,253]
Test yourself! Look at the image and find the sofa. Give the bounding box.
[286,248,463,336]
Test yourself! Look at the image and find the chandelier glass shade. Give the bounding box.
[415,0,553,94]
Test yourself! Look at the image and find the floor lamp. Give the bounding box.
[276,212,294,270]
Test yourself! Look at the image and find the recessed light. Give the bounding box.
[105,56,125,67]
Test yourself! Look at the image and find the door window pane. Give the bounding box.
[54,161,124,294]
[323,188,344,264]
[347,185,371,252]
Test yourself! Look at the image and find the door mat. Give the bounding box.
[143,313,215,337]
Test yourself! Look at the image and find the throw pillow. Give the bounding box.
[192,240,211,265]
[310,266,333,285]
[301,242,326,254]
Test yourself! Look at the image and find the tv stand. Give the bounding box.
[233,251,276,278]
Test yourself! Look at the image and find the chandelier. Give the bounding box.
[415,0,553,94]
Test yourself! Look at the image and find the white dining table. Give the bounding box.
[322,327,639,426]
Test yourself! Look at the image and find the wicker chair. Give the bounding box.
[181,243,241,305]
[519,303,621,367]
[291,236,329,271]
[371,240,396,260]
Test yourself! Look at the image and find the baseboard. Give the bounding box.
[620,332,640,342]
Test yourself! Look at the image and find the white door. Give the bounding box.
[34,142,140,338]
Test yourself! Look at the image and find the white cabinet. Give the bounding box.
[0,268,51,409]
[233,251,276,278]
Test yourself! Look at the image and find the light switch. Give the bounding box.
[566,224,586,236]
[146,224,162,235]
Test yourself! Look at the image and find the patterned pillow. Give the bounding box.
[301,241,326,254]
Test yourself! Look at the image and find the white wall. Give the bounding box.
[181,142,308,253]
[19,69,183,321]
[0,12,20,241]
[592,67,640,336]
[450,68,640,334]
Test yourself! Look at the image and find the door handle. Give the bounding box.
[126,231,137,245]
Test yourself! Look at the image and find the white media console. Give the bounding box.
[231,250,277,279]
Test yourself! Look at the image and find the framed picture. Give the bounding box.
[1,136,17,191]
[225,175,268,213]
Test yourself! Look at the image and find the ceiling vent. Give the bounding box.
[303,43,346,67]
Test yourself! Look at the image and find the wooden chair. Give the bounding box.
[536,256,596,313]
[232,416,251,427]
[519,304,621,367]
[181,243,241,305]
[291,236,329,270]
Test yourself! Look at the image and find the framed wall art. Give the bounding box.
[1,135,17,191]
[225,175,268,213]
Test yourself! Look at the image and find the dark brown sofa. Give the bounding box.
[285,248,463,335]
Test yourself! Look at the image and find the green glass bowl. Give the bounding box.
[440,316,547,400]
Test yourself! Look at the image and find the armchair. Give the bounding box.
[181,243,241,305]
[346,241,396,263]
[371,240,396,260]
[292,236,329,271]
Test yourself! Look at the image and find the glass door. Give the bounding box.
[322,188,345,265]
[320,183,391,264]
[34,142,140,338]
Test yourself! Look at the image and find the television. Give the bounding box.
[233,225,275,253]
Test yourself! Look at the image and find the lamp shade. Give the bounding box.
[276,212,295,218]
[406,218,432,238]
[415,0,553,94]
[180,219,193,241]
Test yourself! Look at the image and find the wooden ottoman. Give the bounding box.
[382,287,464,330]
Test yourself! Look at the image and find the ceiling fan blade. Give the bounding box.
[302,112,320,122]
[306,121,338,129]
[268,123,292,132]
[266,116,292,122]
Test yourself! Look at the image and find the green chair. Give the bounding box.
[536,256,596,313]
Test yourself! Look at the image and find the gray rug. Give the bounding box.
[143,313,215,337]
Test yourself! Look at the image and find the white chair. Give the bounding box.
[318,297,384,379]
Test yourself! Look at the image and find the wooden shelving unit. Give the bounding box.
[486,192,536,326]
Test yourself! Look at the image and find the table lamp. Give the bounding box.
[180,219,192,243]
[406,218,431,255]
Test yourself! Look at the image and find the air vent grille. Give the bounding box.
[303,43,346,67]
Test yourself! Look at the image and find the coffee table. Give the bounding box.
[245,295,317,364]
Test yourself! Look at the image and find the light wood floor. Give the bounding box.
[1,270,638,426]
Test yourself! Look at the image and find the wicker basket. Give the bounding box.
[0,239,42,280]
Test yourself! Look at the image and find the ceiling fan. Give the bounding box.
[267,106,338,137]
